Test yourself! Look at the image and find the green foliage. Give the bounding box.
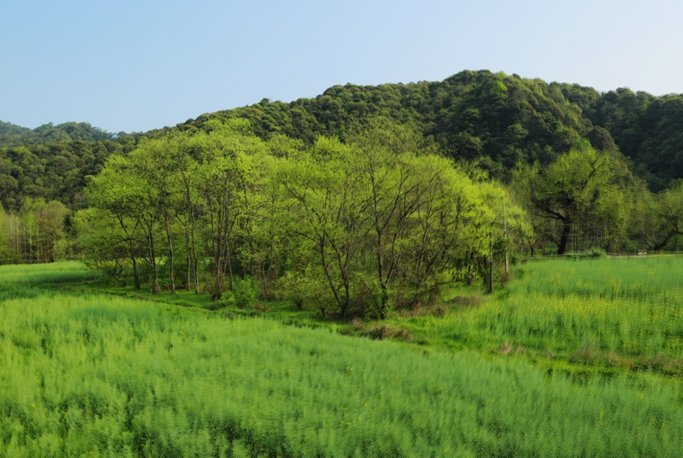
[274,124,521,316]
[77,120,528,315]
[513,143,635,254]
[0,120,121,148]
[0,199,71,264]
[585,89,683,191]
[172,70,598,180]
[226,276,259,308]
[0,139,130,211]
[630,180,683,251]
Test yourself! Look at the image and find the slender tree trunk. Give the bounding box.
[129,242,140,290]
[181,171,200,293]
[188,210,200,294]
[223,208,234,291]
[185,227,192,291]
[489,235,494,294]
[192,231,200,294]
[146,222,160,295]
[319,238,346,317]
[164,210,175,293]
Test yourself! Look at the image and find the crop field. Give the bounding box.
[2,259,683,456]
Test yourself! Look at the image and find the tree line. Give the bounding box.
[3,118,683,316]
[0,198,69,264]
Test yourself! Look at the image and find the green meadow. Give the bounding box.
[2,259,683,457]
[395,256,683,377]
[0,262,103,286]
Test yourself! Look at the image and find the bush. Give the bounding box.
[233,277,259,307]
[566,248,606,259]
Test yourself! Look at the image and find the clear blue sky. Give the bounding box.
[2,0,682,133]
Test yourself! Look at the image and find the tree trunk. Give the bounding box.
[129,242,140,290]
[319,238,347,317]
[184,226,191,291]
[489,236,494,294]
[147,223,160,295]
[557,217,572,255]
[653,229,682,251]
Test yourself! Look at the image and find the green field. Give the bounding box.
[395,256,683,377]
[2,260,683,456]
[0,262,103,286]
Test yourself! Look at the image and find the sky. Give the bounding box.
[2,0,683,133]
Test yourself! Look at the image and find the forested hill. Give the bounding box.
[163,70,600,178]
[2,70,683,211]
[0,122,137,211]
[0,121,124,147]
[0,138,136,211]
[154,70,683,190]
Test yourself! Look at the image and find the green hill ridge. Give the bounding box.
[2,69,683,211]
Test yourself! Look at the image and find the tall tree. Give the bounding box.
[513,142,630,254]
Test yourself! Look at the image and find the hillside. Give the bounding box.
[2,70,683,211]
[151,70,683,190]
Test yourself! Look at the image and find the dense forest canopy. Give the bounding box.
[0,120,127,147]
[161,70,683,190]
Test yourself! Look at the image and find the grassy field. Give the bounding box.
[0,262,103,286]
[393,256,683,377]
[2,259,683,456]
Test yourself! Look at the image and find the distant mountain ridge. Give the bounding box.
[0,120,123,147]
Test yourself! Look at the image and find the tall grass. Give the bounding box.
[401,257,683,373]
[2,291,683,456]
[493,257,683,358]
[509,256,683,302]
[0,261,102,285]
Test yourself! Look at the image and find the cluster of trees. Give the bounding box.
[583,89,683,191]
[76,119,528,317]
[3,70,683,315]
[0,198,69,264]
[514,141,683,255]
[3,116,683,316]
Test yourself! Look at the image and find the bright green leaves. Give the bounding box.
[82,120,529,316]
[275,125,522,317]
